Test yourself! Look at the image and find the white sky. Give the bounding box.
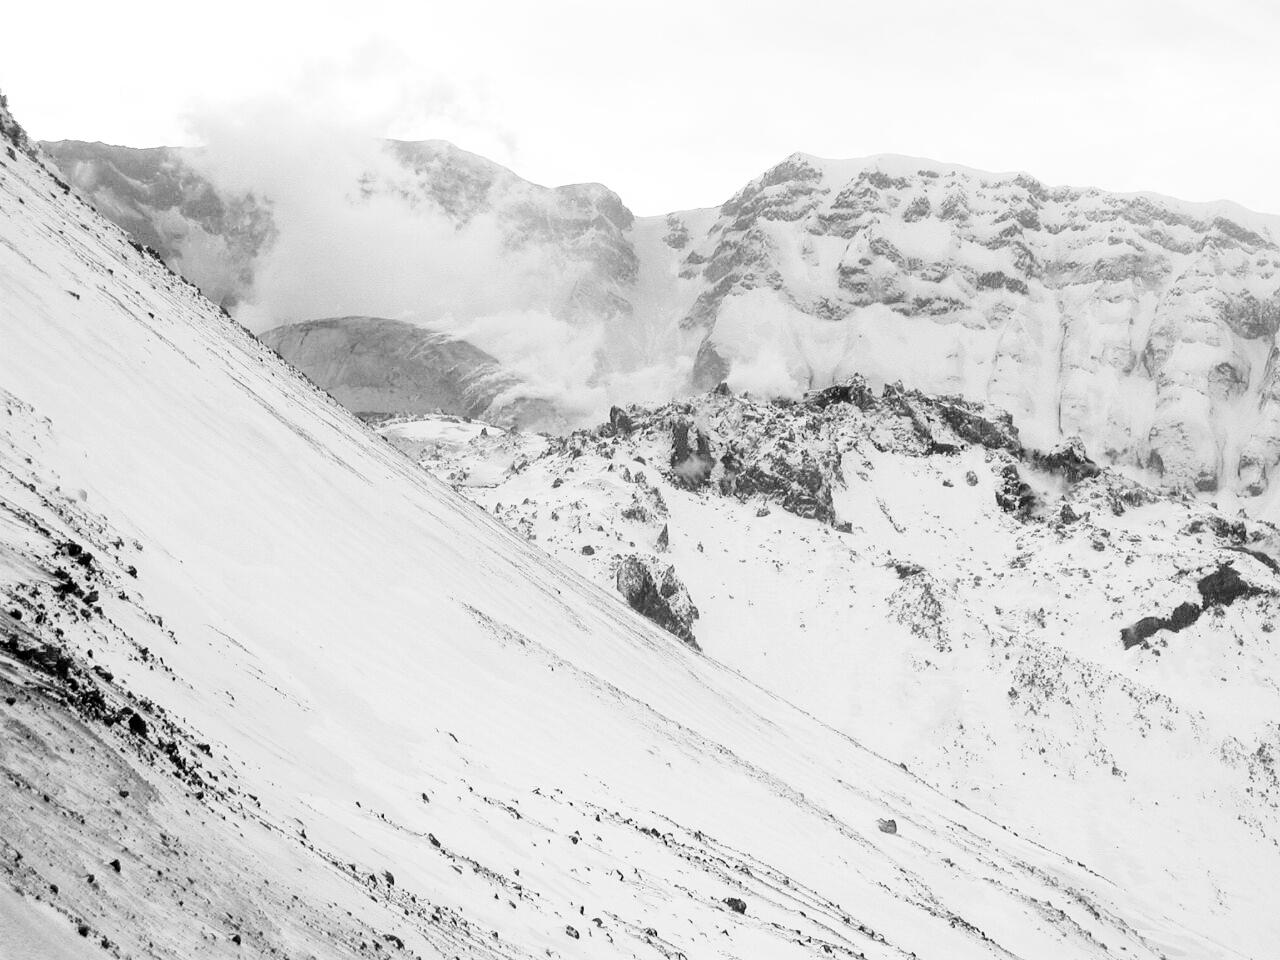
[6,0,1279,216]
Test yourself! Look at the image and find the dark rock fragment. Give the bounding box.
[995,465,1035,519]
[1031,437,1100,484]
[615,555,700,648]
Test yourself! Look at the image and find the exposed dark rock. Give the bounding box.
[1060,503,1080,524]
[732,453,837,523]
[609,405,635,436]
[1031,437,1101,484]
[929,397,1021,452]
[127,711,148,738]
[723,897,747,914]
[1122,563,1262,650]
[1197,563,1258,607]
[809,376,877,411]
[882,383,1020,454]
[670,418,714,489]
[995,465,1035,519]
[615,555,700,648]
[1207,515,1247,544]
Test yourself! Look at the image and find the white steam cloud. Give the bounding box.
[178,57,688,427]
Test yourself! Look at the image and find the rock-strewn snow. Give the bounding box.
[3,96,1240,959]
[380,383,1280,959]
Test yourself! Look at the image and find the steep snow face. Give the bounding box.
[0,101,1232,959]
[675,154,1280,503]
[380,387,1280,959]
[42,140,1280,511]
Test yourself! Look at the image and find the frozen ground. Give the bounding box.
[3,101,1257,958]
[381,389,1280,959]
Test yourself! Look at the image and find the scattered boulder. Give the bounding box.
[876,818,898,835]
[723,897,747,914]
[127,711,148,738]
[615,555,700,648]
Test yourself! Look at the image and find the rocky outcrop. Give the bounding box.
[1030,437,1101,484]
[995,465,1036,520]
[1121,563,1263,650]
[670,418,714,489]
[671,155,1280,503]
[615,555,699,648]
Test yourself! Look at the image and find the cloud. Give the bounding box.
[176,56,688,425]
[181,53,517,329]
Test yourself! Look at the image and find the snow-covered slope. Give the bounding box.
[1,98,1238,958]
[379,386,1280,959]
[42,140,1280,515]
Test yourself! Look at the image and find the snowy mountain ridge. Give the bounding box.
[5,93,1252,959]
[41,136,1280,517]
